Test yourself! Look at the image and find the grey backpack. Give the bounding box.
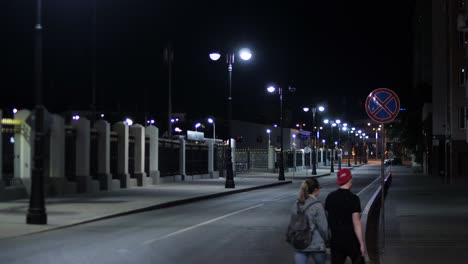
[286,201,319,250]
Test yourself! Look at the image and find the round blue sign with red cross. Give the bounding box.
[365,88,400,123]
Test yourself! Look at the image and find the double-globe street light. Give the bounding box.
[303,105,325,175]
[209,48,252,188]
[267,84,296,181]
[323,119,340,173]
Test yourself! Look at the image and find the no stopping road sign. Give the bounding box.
[365,88,400,123]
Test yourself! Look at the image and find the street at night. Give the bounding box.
[3,1,468,263]
[0,165,385,264]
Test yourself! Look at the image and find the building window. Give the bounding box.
[460,68,467,87]
[460,107,468,129]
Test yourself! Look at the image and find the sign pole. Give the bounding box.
[380,123,385,252]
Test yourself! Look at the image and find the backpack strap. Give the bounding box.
[297,200,320,213]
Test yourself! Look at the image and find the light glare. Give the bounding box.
[239,48,252,61]
[209,52,221,61]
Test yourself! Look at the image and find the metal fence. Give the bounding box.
[305,152,311,168]
[186,142,208,175]
[159,138,180,177]
[235,148,268,173]
[90,129,98,180]
[65,127,76,182]
[128,135,135,177]
[215,144,226,177]
[110,131,119,179]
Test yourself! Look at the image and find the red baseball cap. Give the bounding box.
[336,168,352,185]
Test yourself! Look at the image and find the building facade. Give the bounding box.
[418,0,468,181]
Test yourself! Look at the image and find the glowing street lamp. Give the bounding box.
[207,118,215,140]
[266,84,296,181]
[209,48,252,188]
[266,129,271,147]
[303,105,325,175]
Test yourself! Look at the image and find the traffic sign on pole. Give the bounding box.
[365,88,400,253]
[365,88,400,123]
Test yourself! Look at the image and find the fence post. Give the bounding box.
[47,114,71,195]
[207,139,214,178]
[130,124,147,186]
[112,122,130,188]
[72,117,99,193]
[145,125,160,184]
[268,146,275,172]
[179,137,186,180]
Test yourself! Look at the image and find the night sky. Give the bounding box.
[3,0,413,129]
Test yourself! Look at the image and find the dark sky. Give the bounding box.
[3,0,413,128]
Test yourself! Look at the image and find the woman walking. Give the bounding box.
[291,178,329,264]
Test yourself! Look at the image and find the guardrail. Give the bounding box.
[361,167,392,264]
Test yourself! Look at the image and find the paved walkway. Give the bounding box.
[381,166,468,263]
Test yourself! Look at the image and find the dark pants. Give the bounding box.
[330,239,364,264]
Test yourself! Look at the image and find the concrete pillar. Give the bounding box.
[206,139,215,178]
[14,109,32,194]
[72,117,99,193]
[48,114,65,179]
[130,124,147,186]
[95,120,113,190]
[112,122,131,188]
[47,114,76,195]
[179,137,186,180]
[231,139,236,175]
[268,145,275,173]
[145,125,160,184]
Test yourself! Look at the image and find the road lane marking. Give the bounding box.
[357,176,380,196]
[142,204,264,245]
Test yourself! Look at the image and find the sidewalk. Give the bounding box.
[382,166,468,263]
[0,177,295,240]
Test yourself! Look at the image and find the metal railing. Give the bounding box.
[159,138,180,176]
[361,167,393,264]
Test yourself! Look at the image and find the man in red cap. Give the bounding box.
[325,168,365,264]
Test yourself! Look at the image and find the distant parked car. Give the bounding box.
[384,157,402,165]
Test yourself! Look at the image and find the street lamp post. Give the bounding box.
[335,119,342,170]
[324,119,335,173]
[266,129,271,147]
[27,0,47,225]
[210,48,252,188]
[164,44,174,139]
[208,118,215,140]
[267,85,296,181]
[195,122,201,131]
[303,105,325,175]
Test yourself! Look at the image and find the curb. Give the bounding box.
[5,180,292,240]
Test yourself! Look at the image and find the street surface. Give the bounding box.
[0,165,383,264]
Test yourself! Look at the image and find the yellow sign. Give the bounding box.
[1,118,22,125]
